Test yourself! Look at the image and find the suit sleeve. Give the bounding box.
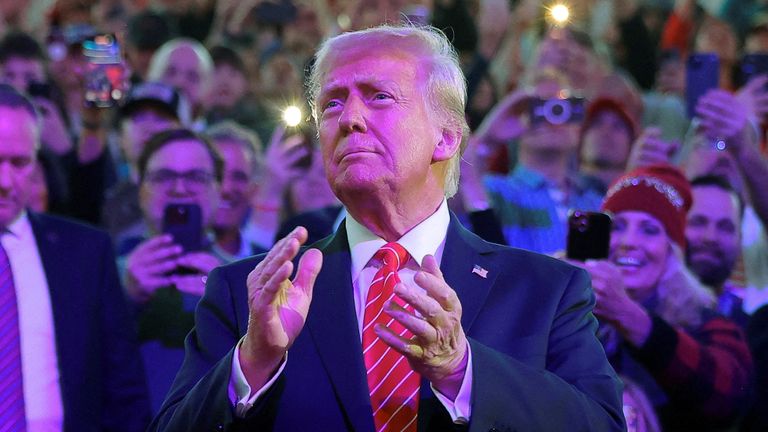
[149,263,283,431]
[466,268,625,432]
[97,232,152,431]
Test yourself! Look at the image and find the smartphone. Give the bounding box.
[162,203,203,253]
[685,53,719,118]
[566,210,612,261]
[82,33,128,108]
[740,53,768,87]
[27,81,54,100]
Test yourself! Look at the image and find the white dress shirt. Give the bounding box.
[2,212,64,432]
[229,200,473,422]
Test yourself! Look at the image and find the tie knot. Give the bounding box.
[374,242,408,271]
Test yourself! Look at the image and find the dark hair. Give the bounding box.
[137,128,223,183]
[0,83,38,119]
[690,175,745,216]
[209,45,247,75]
[127,10,176,51]
[0,31,46,63]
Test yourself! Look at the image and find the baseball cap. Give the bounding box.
[119,81,190,123]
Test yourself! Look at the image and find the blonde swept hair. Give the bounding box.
[307,24,469,198]
[653,243,716,329]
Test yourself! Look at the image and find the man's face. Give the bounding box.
[0,57,46,93]
[580,110,632,169]
[159,46,207,106]
[316,44,451,203]
[120,105,179,166]
[139,139,219,234]
[685,186,741,288]
[0,107,37,228]
[206,64,247,110]
[212,139,255,230]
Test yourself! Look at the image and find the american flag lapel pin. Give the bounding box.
[472,264,488,278]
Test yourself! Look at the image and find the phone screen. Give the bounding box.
[685,53,719,118]
[82,34,128,108]
[566,211,612,261]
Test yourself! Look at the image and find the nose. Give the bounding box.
[0,161,12,190]
[337,96,367,134]
[613,226,640,251]
[168,177,193,196]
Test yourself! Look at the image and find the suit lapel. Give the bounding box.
[441,216,498,332]
[305,227,375,432]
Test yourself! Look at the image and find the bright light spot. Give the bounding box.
[550,4,570,24]
[283,105,303,127]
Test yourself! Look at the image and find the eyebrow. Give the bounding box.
[320,74,401,98]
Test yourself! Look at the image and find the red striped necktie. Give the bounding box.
[362,242,420,432]
[0,242,26,431]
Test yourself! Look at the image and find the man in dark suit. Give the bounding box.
[151,25,624,431]
[0,85,150,430]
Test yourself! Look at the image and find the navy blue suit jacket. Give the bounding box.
[28,212,150,431]
[151,216,624,431]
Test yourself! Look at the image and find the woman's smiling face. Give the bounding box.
[609,210,671,303]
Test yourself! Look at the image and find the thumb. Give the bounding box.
[294,248,323,298]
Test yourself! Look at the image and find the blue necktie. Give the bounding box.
[0,241,26,431]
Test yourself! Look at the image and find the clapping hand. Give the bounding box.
[376,255,469,400]
[239,227,323,388]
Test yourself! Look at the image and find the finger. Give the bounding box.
[137,234,177,253]
[293,248,323,298]
[374,323,423,359]
[413,271,459,313]
[384,299,435,341]
[141,244,184,266]
[257,260,294,307]
[176,253,220,272]
[137,259,179,277]
[257,235,303,287]
[254,227,308,281]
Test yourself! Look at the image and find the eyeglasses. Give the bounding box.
[143,168,216,190]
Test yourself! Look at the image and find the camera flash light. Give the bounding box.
[283,105,303,127]
[550,4,570,25]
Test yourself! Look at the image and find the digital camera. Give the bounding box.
[529,97,585,126]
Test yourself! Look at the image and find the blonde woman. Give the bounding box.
[569,164,752,431]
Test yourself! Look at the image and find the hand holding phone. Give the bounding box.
[566,210,612,261]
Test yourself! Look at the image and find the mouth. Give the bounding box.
[612,255,644,271]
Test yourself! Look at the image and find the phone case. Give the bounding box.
[685,53,720,118]
[566,211,612,261]
[162,204,204,253]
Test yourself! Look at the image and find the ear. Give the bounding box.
[432,126,462,162]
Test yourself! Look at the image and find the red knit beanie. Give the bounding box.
[601,164,692,249]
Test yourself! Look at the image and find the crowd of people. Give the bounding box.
[1,0,767,431]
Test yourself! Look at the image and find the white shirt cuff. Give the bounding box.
[228,337,287,417]
[429,345,473,424]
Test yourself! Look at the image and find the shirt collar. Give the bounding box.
[346,199,450,281]
[5,211,31,239]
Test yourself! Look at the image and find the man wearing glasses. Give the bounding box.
[117,127,225,414]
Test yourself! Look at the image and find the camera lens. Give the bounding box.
[544,99,571,125]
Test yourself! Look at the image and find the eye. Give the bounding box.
[372,92,393,101]
[322,99,341,112]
